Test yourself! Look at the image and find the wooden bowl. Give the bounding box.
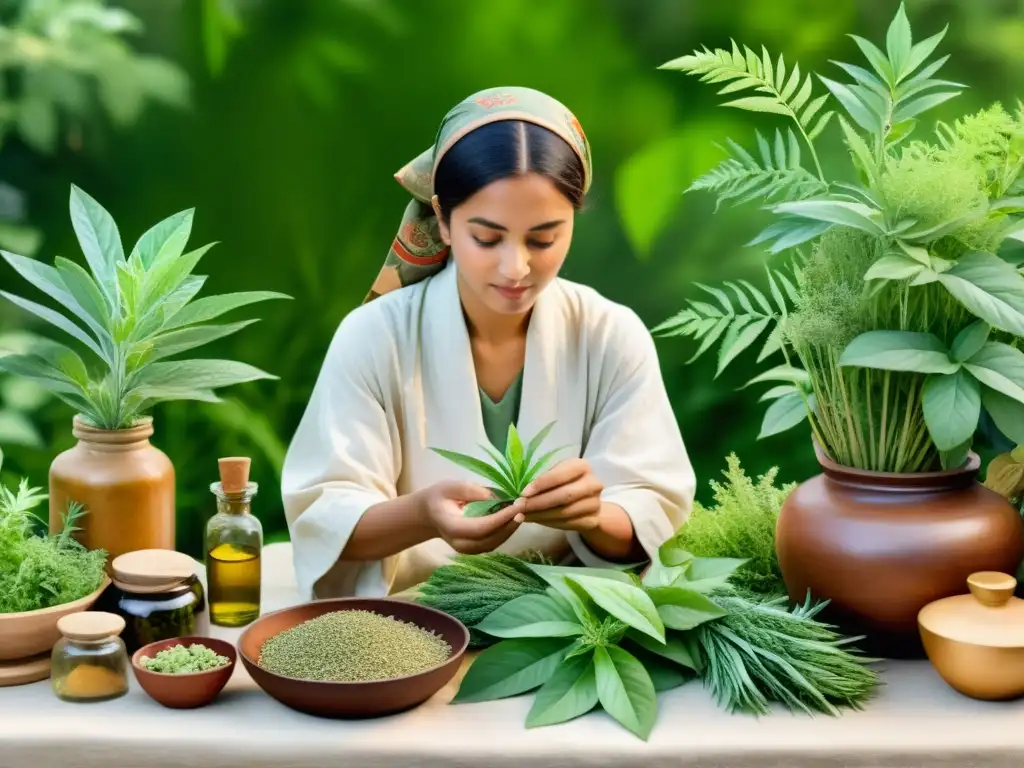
[0,576,111,687]
[238,598,469,718]
[131,636,237,708]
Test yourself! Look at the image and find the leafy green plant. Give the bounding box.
[656,3,1024,472]
[661,453,793,597]
[0,184,291,430]
[430,421,567,517]
[0,448,106,613]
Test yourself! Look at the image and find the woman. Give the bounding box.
[282,86,695,600]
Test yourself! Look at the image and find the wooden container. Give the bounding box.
[49,416,176,569]
[919,572,1024,700]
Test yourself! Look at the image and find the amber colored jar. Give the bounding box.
[51,612,129,703]
[110,549,208,655]
[48,416,175,570]
[776,444,1024,659]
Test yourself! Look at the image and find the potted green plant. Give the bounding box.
[655,4,1024,656]
[0,184,289,564]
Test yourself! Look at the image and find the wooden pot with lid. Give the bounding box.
[918,571,1024,700]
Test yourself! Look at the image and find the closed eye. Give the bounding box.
[473,236,501,248]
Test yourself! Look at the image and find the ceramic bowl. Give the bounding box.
[238,598,469,718]
[0,576,111,687]
[131,636,237,708]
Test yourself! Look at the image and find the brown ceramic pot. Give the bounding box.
[49,416,175,570]
[775,443,1024,659]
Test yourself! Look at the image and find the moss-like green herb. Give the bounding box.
[139,643,230,674]
[257,610,452,682]
[0,456,107,614]
[666,454,793,597]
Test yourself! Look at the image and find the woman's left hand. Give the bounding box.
[515,458,604,531]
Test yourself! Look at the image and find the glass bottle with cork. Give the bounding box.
[206,456,262,627]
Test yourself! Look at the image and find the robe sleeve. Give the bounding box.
[281,305,402,600]
[566,305,696,567]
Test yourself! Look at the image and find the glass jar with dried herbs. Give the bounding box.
[205,457,262,627]
[51,612,129,702]
[110,549,209,654]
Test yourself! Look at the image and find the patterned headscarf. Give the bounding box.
[363,86,593,303]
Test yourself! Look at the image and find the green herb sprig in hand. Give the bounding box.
[430,422,567,517]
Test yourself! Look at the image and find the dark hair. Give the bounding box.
[433,120,586,222]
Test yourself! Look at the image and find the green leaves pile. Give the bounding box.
[656,3,1024,472]
[0,449,107,614]
[447,551,877,739]
[430,422,566,517]
[0,185,291,430]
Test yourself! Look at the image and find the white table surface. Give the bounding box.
[2,542,1023,768]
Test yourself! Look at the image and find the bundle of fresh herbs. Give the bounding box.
[0,450,107,613]
[661,453,793,597]
[430,422,566,517]
[655,3,1024,472]
[421,549,878,738]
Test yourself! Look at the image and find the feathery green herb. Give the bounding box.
[0,450,107,613]
[662,454,792,597]
[656,3,1024,471]
[0,184,291,430]
[430,421,567,517]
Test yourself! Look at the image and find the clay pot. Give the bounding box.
[775,443,1024,659]
[49,416,176,570]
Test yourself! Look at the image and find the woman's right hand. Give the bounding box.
[417,481,524,554]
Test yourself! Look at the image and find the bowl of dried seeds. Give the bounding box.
[237,598,470,718]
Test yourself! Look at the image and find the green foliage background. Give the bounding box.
[0,0,1019,557]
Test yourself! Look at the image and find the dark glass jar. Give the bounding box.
[109,549,209,655]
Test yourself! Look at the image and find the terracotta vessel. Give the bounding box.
[132,636,237,709]
[775,443,1024,659]
[0,576,111,687]
[49,416,176,570]
[919,571,1024,700]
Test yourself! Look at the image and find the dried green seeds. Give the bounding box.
[257,610,452,682]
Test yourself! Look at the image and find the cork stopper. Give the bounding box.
[111,549,195,592]
[219,457,251,494]
[57,611,126,641]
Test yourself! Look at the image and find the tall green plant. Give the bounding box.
[0,184,290,430]
[656,3,1024,472]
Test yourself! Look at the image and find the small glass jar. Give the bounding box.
[51,611,129,703]
[110,549,209,655]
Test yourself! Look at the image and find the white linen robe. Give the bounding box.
[281,259,696,600]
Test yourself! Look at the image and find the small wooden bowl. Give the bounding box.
[238,598,469,718]
[131,636,237,708]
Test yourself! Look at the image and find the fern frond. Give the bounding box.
[660,42,833,177]
[689,129,828,210]
[652,265,801,376]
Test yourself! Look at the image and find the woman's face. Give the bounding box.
[434,172,575,317]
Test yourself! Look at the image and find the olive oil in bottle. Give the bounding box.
[206,457,262,627]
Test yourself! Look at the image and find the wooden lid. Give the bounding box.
[918,572,1024,648]
[111,549,194,590]
[57,611,126,641]
[219,457,251,494]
